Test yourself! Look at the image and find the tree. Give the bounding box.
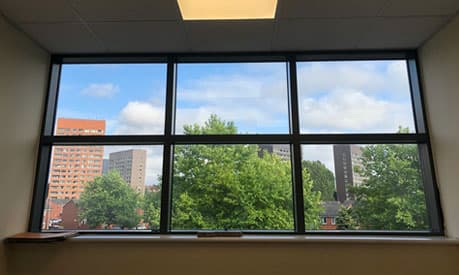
[79,171,141,229]
[172,115,323,230]
[302,160,336,201]
[350,143,429,230]
[143,188,161,230]
[336,205,358,230]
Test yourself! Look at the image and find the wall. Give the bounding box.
[419,13,459,238]
[0,12,49,275]
[1,11,459,275]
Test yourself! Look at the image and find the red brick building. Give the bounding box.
[47,118,106,201]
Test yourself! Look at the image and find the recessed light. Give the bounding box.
[177,0,278,20]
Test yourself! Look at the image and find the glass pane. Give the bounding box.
[42,145,163,231]
[172,143,294,231]
[175,62,289,134]
[301,144,429,231]
[298,60,416,133]
[55,64,167,135]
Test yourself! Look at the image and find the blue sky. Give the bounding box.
[55,60,416,183]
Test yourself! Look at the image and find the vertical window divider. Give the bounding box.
[159,57,177,233]
[407,56,444,235]
[29,62,62,232]
[288,55,305,233]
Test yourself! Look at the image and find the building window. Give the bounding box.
[30,52,442,235]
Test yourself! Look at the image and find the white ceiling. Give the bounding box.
[0,0,458,53]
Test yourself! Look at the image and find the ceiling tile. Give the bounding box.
[19,23,105,53]
[185,21,274,52]
[72,0,180,22]
[0,0,79,23]
[278,0,385,19]
[272,18,371,51]
[358,16,450,49]
[381,0,459,16]
[89,21,187,52]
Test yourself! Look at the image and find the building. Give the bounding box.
[102,159,110,175]
[258,144,291,161]
[108,149,147,194]
[47,118,106,200]
[333,145,364,203]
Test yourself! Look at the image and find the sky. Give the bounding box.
[55,60,416,184]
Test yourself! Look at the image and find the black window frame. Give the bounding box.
[29,50,444,236]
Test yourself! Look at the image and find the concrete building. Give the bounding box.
[47,118,105,200]
[108,149,147,194]
[258,144,291,161]
[333,145,364,203]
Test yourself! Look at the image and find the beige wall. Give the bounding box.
[1,11,459,275]
[0,13,49,275]
[419,14,459,238]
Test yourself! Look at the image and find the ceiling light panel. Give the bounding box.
[177,0,278,20]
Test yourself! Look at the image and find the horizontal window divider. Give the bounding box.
[53,50,416,65]
[297,133,428,144]
[41,133,428,146]
[41,135,168,145]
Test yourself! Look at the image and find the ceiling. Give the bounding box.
[0,0,458,54]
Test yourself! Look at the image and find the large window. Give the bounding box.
[30,53,443,235]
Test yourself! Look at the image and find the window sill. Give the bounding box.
[67,234,459,245]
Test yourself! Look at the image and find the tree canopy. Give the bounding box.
[350,143,429,230]
[79,171,141,229]
[302,160,336,201]
[172,115,323,230]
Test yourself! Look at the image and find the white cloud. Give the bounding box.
[81,83,119,98]
[116,101,164,134]
[300,89,414,133]
[302,145,335,173]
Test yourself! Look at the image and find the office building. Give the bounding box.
[108,149,147,194]
[258,144,291,161]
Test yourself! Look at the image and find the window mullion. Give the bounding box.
[159,57,177,233]
[288,56,305,233]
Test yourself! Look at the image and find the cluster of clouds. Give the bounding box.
[73,60,414,183]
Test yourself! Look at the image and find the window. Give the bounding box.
[30,52,443,235]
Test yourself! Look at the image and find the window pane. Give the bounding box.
[175,62,290,134]
[298,60,416,133]
[301,144,429,231]
[171,144,294,231]
[55,64,167,135]
[42,145,163,231]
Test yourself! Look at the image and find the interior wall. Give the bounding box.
[0,13,49,275]
[419,13,459,239]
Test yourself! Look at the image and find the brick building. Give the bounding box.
[47,118,106,201]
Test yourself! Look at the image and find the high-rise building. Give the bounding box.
[258,144,291,161]
[333,145,364,203]
[47,118,106,201]
[108,149,147,194]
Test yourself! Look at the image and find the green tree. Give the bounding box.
[143,188,161,230]
[350,143,429,230]
[302,160,336,201]
[79,171,141,229]
[172,115,323,230]
[336,205,358,230]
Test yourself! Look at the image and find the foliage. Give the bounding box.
[143,188,161,230]
[350,143,429,230]
[79,171,141,229]
[336,205,358,230]
[172,115,323,230]
[302,160,336,201]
